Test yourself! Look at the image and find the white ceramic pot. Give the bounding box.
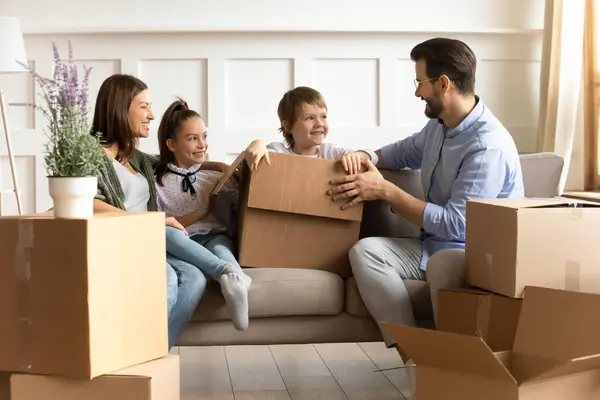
[48,176,98,218]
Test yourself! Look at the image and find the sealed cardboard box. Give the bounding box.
[214,152,363,277]
[0,212,168,379]
[437,288,522,351]
[383,286,600,400]
[10,354,179,400]
[465,197,600,298]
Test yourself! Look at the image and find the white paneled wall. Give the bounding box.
[0,0,545,214]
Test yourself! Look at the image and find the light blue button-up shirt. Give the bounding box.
[380,96,524,270]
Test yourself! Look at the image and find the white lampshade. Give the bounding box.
[0,17,28,74]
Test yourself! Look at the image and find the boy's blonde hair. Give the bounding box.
[277,86,327,148]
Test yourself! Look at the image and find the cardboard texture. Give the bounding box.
[437,288,522,351]
[465,197,600,298]
[0,212,168,379]
[382,286,600,400]
[10,354,180,400]
[0,373,9,400]
[216,152,363,277]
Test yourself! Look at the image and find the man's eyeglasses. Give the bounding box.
[413,77,440,89]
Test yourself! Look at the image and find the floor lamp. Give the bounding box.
[0,17,27,216]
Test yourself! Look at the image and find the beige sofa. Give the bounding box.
[178,152,565,346]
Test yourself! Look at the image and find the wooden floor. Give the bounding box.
[172,342,413,400]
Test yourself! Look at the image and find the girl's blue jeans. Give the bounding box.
[165,226,243,281]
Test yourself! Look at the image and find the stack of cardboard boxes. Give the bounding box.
[0,212,180,399]
[383,197,600,399]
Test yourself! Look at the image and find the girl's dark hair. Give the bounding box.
[91,74,148,162]
[155,97,202,186]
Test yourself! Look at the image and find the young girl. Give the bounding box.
[244,86,378,171]
[155,98,252,331]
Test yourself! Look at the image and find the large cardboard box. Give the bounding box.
[383,286,600,400]
[465,197,600,298]
[10,354,180,400]
[0,212,168,379]
[437,288,522,351]
[214,152,364,277]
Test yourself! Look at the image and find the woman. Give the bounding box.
[90,73,224,348]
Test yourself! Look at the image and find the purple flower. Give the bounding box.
[11,40,93,135]
[9,40,104,177]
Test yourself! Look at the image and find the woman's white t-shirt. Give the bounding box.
[112,159,150,212]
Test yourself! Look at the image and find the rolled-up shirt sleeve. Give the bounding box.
[422,147,508,241]
[379,124,429,170]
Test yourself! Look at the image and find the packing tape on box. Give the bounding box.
[568,204,583,220]
[485,253,493,286]
[15,220,34,372]
[565,260,581,292]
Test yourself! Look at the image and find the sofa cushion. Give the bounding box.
[360,169,424,239]
[191,268,344,322]
[345,277,434,320]
[519,152,563,197]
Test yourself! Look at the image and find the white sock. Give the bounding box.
[220,273,249,331]
[242,273,252,290]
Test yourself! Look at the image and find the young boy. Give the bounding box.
[244,86,378,173]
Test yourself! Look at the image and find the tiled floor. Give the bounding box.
[172,342,413,400]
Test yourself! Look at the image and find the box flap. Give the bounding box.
[245,153,363,221]
[514,286,600,367]
[212,152,246,196]
[517,354,600,384]
[381,322,516,384]
[467,197,596,210]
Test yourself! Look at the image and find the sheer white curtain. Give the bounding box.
[537,0,586,193]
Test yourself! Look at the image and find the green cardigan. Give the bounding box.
[96,149,160,211]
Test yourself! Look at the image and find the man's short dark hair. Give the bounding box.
[410,38,477,95]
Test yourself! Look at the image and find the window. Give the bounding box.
[585,0,600,188]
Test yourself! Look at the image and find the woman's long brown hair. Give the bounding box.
[155,97,202,186]
[91,74,148,162]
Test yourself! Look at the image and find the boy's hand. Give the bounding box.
[244,140,271,171]
[340,152,364,175]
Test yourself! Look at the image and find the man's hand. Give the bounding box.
[328,159,388,209]
[165,216,188,236]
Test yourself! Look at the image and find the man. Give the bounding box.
[328,37,524,349]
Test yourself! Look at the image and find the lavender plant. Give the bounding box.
[13,41,105,177]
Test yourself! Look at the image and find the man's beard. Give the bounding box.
[424,97,443,120]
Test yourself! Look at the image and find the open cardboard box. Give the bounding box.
[466,197,600,298]
[382,286,600,400]
[212,152,363,276]
[437,287,522,352]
